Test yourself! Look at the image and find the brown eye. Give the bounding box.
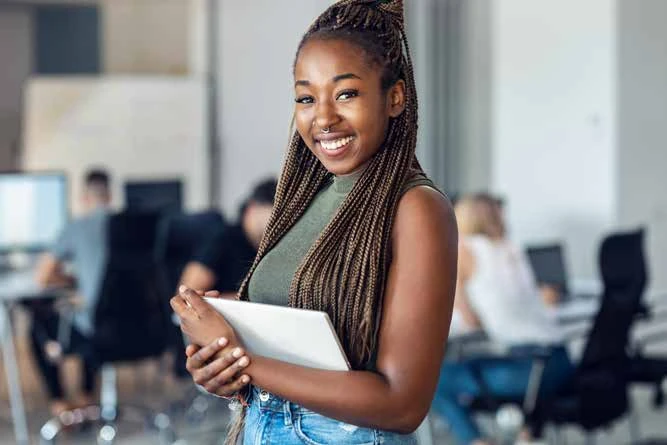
[296,96,314,104]
[336,90,359,101]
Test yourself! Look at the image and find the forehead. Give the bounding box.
[295,39,380,82]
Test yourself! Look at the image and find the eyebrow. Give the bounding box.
[295,72,362,87]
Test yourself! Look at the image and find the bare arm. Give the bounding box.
[453,242,482,329]
[180,262,216,292]
[179,262,237,298]
[174,187,456,433]
[240,187,457,433]
[35,254,74,288]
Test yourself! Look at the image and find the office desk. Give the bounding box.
[0,269,66,445]
[553,298,600,325]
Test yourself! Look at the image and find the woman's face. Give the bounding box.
[294,38,405,175]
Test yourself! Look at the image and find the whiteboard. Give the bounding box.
[22,76,209,216]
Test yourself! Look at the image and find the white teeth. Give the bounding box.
[320,136,354,151]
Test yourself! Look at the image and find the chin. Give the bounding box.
[321,161,360,176]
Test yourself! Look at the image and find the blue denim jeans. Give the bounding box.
[243,386,417,445]
[431,345,574,445]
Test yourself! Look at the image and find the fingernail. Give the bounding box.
[241,375,250,383]
[218,337,228,347]
[179,285,187,294]
[238,357,249,367]
[232,347,243,358]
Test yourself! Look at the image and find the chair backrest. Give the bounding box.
[525,244,570,296]
[94,211,167,362]
[579,229,646,370]
[154,210,226,294]
[570,229,645,428]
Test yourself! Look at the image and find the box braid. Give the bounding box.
[228,1,422,441]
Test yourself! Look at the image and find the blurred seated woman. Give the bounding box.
[433,193,574,445]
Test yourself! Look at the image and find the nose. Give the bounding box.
[314,99,339,132]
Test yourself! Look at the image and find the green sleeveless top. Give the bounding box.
[248,168,438,307]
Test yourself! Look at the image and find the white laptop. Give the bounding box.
[204,297,350,371]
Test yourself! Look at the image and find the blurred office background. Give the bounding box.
[0,0,666,444]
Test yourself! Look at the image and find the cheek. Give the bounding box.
[358,114,388,150]
[353,99,389,147]
[294,110,313,145]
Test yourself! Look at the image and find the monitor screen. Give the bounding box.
[0,172,68,252]
[124,179,183,214]
[526,245,569,295]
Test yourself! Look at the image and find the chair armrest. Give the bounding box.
[54,292,83,349]
[634,329,667,349]
[465,346,556,414]
[447,330,491,360]
[561,324,591,343]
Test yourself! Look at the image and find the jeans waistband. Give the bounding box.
[249,386,311,414]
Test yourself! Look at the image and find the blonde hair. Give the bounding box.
[455,195,504,239]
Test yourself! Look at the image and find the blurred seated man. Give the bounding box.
[180,178,277,296]
[32,169,111,416]
[432,193,574,445]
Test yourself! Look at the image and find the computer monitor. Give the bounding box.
[0,172,68,253]
[124,179,183,214]
[526,244,570,297]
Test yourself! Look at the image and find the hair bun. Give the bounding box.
[362,0,404,22]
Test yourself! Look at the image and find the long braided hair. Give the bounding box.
[238,0,421,371]
[227,1,421,442]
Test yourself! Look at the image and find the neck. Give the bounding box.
[335,159,371,178]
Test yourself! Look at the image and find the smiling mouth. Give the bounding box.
[319,136,355,151]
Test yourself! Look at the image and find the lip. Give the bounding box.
[314,133,356,158]
[313,132,354,142]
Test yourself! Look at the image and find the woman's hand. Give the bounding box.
[170,285,240,347]
[186,337,252,397]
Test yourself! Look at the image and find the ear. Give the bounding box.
[387,79,406,118]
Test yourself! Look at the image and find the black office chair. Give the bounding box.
[155,210,226,294]
[525,229,648,444]
[40,211,175,444]
[620,229,667,410]
[154,210,226,377]
[464,230,645,445]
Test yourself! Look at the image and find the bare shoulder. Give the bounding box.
[393,185,457,244]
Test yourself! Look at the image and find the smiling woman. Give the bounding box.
[293,37,406,176]
[171,1,458,444]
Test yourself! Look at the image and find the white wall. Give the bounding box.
[22,77,208,216]
[617,0,667,294]
[491,0,617,281]
[0,7,33,170]
[217,0,333,217]
[458,0,492,193]
[102,0,191,75]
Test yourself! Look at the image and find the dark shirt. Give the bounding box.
[193,224,257,293]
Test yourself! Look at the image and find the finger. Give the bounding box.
[179,285,210,314]
[170,296,192,319]
[204,290,221,298]
[185,344,200,358]
[186,338,231,370]
[198,354,250,389]
[212,374,252,398]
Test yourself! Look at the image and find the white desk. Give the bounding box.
[552,298,600,324]
[0,269,64,445]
